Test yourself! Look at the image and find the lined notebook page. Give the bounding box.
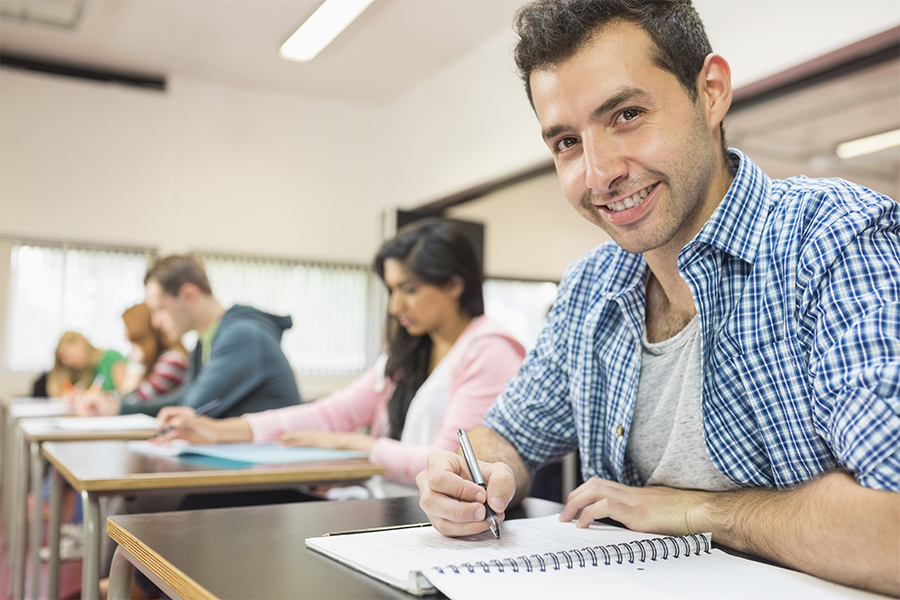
[307,515,698,593]
[307,514,881,599]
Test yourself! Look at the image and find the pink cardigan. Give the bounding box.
[243,316,526,485]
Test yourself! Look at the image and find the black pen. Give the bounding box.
[322,522,432,537]
[155,398,222,436]
[457,428,500,540]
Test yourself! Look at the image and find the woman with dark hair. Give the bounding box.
[156,219,526,486]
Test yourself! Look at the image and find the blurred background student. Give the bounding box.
[158,218,526,493]
[46,331,127,399]
[119,302,188,402]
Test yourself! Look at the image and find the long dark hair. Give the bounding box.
[374,219,484,439]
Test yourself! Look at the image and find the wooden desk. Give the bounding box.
[105,496,562,600]
[43,440,385,600]
[0,399,73,599]
[17,417,159,600]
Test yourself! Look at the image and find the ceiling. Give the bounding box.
[0,0,526,105]
[1,0,897,201]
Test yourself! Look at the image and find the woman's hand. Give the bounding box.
[156,406,197,430]
[153,415,222,445]
[153,414,253,445]
[277,430,376,452]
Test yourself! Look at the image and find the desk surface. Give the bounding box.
[20,419,157,442]
[43,440,385,493]
[107,495,563,600]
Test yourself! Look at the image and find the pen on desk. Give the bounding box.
[457,428,500,540]
[322,522,432,537]
[155,398,222,436]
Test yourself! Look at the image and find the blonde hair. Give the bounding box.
[46,331,99,397]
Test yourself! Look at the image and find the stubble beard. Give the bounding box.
[578,111,717,255]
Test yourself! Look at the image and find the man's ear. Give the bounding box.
[699,53,733,134]
[177,282,203,303]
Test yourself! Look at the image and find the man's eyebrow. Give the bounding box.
[541,87,649,142]
[591,87,647,121]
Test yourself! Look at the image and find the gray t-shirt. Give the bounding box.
[625,316,738,491]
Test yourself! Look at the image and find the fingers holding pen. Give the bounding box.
[416,451,514,537]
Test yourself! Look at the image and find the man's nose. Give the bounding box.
[583,131,629,194]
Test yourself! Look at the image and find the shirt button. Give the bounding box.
[615,426,625,437]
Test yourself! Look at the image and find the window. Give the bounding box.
[4,243,152,372]
[483,278,558,351]
[200,255,371,376]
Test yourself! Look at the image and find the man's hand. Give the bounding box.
[560,477,707,535]
[277,430,376,452]
[416,450,516,537]
[73,391,120,417]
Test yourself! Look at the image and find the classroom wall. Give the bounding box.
[0,69,383,263]
[447,171,611,281]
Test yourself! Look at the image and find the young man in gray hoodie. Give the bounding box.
[76,254,301,418]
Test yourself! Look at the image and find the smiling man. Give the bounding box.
[416,1,900,595]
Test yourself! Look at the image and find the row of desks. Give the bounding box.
[0,397,386,600]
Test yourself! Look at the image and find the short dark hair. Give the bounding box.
[514,0,726,154]
[145,255,212,297]
[514,0,712,104]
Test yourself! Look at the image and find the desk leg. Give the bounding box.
[47,468,62,600]
[28,441,43,600]
[11,427,28,600]
[0,409,8,544]
[81,490,101,600]
[107,546,134,600]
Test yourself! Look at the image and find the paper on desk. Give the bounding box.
[127,441,368,464]
[9,402,74,418]
[50,414,160,431]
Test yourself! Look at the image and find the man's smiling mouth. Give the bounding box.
[604,183,657,213]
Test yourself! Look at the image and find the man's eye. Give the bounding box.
[555,137,579,153]
[619,108,641,122]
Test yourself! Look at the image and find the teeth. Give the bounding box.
[607,183,655,213]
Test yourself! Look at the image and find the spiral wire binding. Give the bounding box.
[433,533,711,575]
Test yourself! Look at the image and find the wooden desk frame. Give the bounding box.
[42,440,384,600]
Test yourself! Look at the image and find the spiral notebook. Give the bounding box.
[306,514,879,599]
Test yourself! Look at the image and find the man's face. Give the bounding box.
[530,21,720,256]
[145,280,191,340]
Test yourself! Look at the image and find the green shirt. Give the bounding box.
[199,320,221,365]
[94,349,126,391]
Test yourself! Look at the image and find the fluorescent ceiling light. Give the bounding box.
[279,0,376,63]
[835,128,900,160]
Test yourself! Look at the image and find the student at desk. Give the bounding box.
[158,219,526,488]
[74,255,301,418]
[119,302,188,401]
[47,331,127,398]
[416,1,900,597]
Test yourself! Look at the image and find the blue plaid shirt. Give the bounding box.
[485,150,900,491]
